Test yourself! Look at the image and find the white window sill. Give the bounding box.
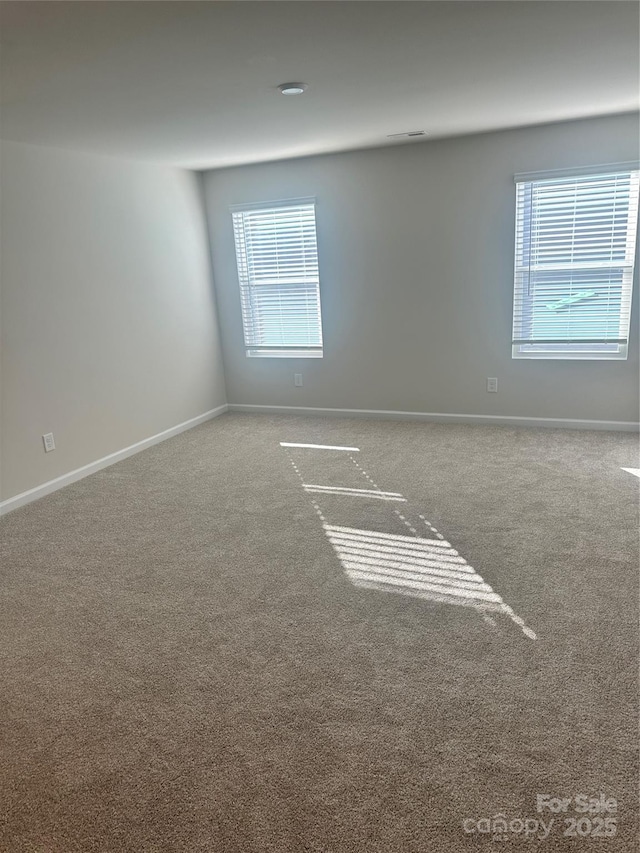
[512,345,628,360]
[246,349,323,359]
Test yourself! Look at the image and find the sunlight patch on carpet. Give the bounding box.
[282,442,537,640]
[280,442,360,451]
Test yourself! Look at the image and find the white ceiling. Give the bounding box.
[0,1,637,171]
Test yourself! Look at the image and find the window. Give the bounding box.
[512,165,639,360]
[231,197,323,358]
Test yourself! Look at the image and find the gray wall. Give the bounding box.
[203,114,639,423]
[1,141,226,501]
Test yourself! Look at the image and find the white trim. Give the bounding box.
[228,404,639,432]
[514,162,640,183]
[0,405,228,516]
[229,196,315,212]
[247,349,323,359]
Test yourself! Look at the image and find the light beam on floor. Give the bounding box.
[282,443,536,640]
[280,442,360,451]
[304,485,407,501]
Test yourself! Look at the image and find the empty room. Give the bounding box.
[1,2,638,851]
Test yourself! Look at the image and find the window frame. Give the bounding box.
[511,163,639,361]
[230,197,324,359]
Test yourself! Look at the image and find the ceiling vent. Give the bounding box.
[387,131,427,139]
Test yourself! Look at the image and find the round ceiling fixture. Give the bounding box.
[278,83,307,95]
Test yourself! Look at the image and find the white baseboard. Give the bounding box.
[0,404,228,517]
[228,403,639,432]
[3,400,634,516]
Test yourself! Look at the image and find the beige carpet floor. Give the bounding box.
[1,413,638,852]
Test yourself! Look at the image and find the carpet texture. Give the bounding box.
[1,413,638,852]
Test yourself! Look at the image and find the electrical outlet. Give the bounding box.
[42,432,56,452]
[487,377,498,393]
[294,374,303,387]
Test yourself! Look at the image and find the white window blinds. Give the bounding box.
[231,198,323,358]
[512,166,639,360]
